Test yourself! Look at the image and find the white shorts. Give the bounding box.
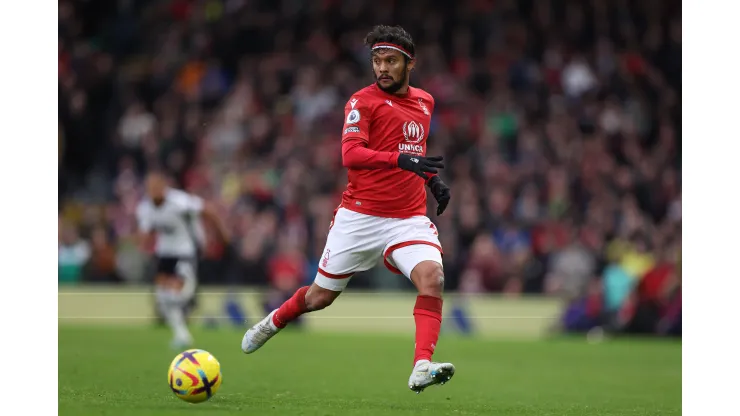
[314,207,443,291]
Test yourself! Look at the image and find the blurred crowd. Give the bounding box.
[59,0,681,335]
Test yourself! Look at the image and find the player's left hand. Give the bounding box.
[427,176,451,216]
[397,153,445,180]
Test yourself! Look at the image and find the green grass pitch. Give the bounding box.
[59,326,681,415]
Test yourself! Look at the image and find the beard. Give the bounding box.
[375,68,408,94]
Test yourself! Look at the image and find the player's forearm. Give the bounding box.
[342,139,399,169]
[203,206,230,243]
[212,220,230,243]
[136,232,153,253]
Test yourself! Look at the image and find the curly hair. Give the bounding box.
[364,25,416,61]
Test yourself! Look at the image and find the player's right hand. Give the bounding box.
[397,153,445,180]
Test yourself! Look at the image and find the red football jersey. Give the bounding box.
[340,83,435,218]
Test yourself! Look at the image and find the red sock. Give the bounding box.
[272,286,310,328]
[413,295,443,366]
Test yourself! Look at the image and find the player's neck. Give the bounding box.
[376,83,411,97]
[394,84,410,96]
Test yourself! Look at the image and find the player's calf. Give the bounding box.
[410,261,444,298]
[409,260,445,368]
[270,283,341,329]
[241,283,341,354]
[304,284,341,311]
[155,275,195,349]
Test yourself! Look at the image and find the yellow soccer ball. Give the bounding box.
[167,349,222,403]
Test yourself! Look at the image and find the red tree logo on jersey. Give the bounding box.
[322,249,331,268]
[402,121,425,144]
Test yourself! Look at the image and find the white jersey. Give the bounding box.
[136,188,206,257]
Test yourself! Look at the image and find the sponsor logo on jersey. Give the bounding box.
[402,121,425,144]
[398,143,424,153]
[385,99,393,107]
[344,126,360,134]
[350,98,358,109]
[154,223,177,234]
[346,109,361,124]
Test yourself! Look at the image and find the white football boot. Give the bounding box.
[241,309,281,354]
[408,360,456,393]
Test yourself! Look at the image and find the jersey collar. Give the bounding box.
[373,83,412,99]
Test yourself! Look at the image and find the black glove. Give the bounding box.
[427,175,451,216]
[397,153,445,180]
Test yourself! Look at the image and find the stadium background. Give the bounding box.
[58,0,681,338]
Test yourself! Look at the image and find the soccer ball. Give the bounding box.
[167,349,222,403]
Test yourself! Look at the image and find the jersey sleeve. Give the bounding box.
[169,190,205,215]
[341,96,371,144]
[342,139,399,169]
[135,204,152,233]
[181,193,204,214]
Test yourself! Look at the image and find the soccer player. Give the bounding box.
[136,171,229,348]
[241,25,454,393]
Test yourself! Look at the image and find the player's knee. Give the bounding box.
[412,261,444,297]
[305,285,340,311]
[156,274,182,291]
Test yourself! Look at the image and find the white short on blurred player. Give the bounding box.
[136,171,229,348]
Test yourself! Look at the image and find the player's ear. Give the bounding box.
[407,58,416,73]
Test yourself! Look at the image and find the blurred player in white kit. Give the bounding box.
[136,171,229,348]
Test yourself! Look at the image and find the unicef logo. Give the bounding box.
[402,121,425,144]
